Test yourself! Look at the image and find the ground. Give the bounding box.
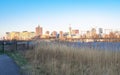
[0,54,21,75]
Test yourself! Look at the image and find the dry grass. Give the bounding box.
[23,40,120,75]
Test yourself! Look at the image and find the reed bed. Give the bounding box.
[23,40,120,75]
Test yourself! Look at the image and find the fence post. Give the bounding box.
[13,40,17,51]
[2,41,4,53]
[27,41,29,49]
[15,40,17,51]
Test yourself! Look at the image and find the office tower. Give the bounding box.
[99,28,103,38]
[91,28,97,36]
[35,25,43,36]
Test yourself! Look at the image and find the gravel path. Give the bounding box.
[0,54,21,75]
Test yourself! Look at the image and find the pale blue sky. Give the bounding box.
[0,0,120,37]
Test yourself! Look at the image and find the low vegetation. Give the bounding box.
[22,40,120,75]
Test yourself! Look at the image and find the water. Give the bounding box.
[66,42,120,51]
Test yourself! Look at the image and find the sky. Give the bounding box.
[0,0,120,37]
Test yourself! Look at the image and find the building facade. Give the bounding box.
[35,25,43,37]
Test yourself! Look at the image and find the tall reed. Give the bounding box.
[24,40,120,75]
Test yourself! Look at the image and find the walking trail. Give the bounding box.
[0,54,20,75]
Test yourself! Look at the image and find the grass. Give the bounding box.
[7,52,27,66]
[0,51,4,55]
[0,45,4,54]
[22,40,120,75]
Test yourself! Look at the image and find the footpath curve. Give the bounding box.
[0,54,20,75]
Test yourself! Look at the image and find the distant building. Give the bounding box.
[91,28,97,38]
[6,32,10,40]
[45,31,50,35]
[10,32,20,40]
[20,31,29,40]
[35,25,43,37]
[29,32,35,39]
[59,31,63,39]
[86,31,91,38]
[6,31,35,40]
[44,31,50,38]
[72,29,79,35]
[99,28,103,38]
[41,31,57,39]
[69,26,72,36]
[51,31,57,37]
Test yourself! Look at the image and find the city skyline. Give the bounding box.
[5,25,120,42]
[0,0,120,37]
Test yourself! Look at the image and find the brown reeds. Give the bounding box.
[24,40,120,75]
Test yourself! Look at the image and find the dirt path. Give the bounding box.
[0,54,21,75]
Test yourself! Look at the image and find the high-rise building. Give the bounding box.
[91,28,96,36]
[35,25,43,36]
[91,28,98,38]
[99,28,103,38]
